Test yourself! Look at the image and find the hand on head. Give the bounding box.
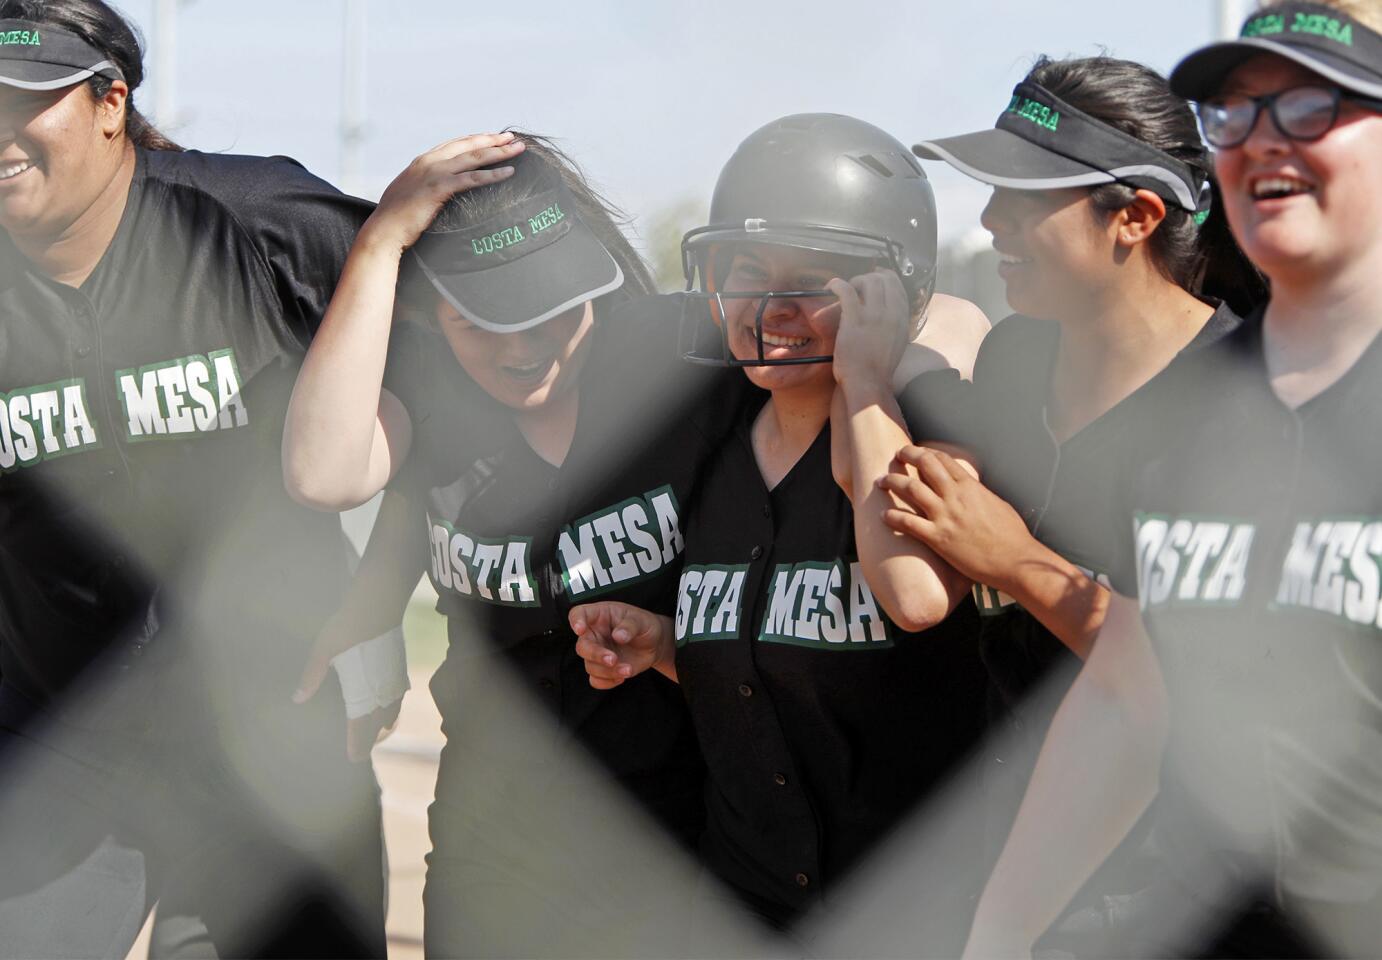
[362,132,526,257]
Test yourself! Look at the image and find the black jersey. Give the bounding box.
[671,374,986,923]
[1108,308,1382,905]
[383,292,740,839]
[966,305,1242,716]
[0,147,372,719]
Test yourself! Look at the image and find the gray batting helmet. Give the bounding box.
[681,113,939,367]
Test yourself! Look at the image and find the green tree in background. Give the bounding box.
[641,198,708,293]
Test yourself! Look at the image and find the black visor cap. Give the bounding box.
[1170,2,1382,101]
[913,81,1205,213]
[0,20,123,90]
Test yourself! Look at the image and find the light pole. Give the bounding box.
[1218,0,1249,38]
[341,0,369,195]
[152,0,179,127]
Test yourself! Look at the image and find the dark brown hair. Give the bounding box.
[1027,55,1266,315]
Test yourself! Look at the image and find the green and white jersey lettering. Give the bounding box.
[557,485,683,598]
[1134,513,1256,609]
[973,583,1017,616]
[1274,519,1382,627]
[758,559,892,649]
[427,514,538,607]
[675,564,749,645]
[116,349,248,441]
[0,378,99,471]
[1137,514,1382,630]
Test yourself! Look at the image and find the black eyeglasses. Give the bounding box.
[1198,84,1382,149]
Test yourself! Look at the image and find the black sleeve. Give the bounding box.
[1104,449,1142,599]
[382,318,436,427]
[897,368,976,446]
[379,320,435,503]
[239,157,375,349]
[964,314,1056,469]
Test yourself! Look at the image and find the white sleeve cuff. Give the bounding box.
[331,626,410,719]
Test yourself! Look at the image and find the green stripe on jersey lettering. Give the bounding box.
[757,559,893,649]
[427,514,538,607]
[0,377,99,471]
[557,485,684,599]
[675,564,749,645]
[115,349,248,441]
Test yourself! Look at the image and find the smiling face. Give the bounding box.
[718,244,867,394]
[435,298,595,412]
[1213,54,1382,284]
[979,185,1115,320]
[0,81,124,240]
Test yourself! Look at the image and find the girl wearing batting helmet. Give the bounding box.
[570,113,991,944]
[957,3,1382,955]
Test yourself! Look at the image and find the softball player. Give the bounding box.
[0,1,385,956]
[875,54,1264,953]
[283,134,753,957]
[961,2,1382,955]
[571,114,990,942]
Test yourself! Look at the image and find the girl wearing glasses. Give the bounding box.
[959,2,1382,956]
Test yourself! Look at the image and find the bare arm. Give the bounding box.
[880,447,1108,659]
[829,277,986,631]
[963,593,1168,957]
[283,133,525,510]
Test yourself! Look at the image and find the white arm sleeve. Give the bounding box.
[331,626,410,719]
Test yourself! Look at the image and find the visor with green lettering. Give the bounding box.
[0,20,124,90]
[1171,2,1382,101]
[412,179,623,333]
[912,81,1208,214]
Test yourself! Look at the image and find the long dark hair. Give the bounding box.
[431,132,655,298]
[0,0,181,151]
[1026,55,1265,315]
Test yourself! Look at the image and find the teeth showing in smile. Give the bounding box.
[1252,176,1314,200]
[998,253,1032,265]
[0,161,33,181]
[506,359,551,376]
[760,332,809,348]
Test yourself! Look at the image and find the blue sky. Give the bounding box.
[113,0,1242,243]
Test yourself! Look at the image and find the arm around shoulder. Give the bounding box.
[892,293,991,390]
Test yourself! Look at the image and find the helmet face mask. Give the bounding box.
[679,114,940,369]
[679,222,916,368]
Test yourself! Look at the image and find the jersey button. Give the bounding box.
[74,344,91,358]
[749,546,763,560]
[773,772,787,786]
[795,873,810,888]
[737,683,753,698]
[761,504,770,518]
